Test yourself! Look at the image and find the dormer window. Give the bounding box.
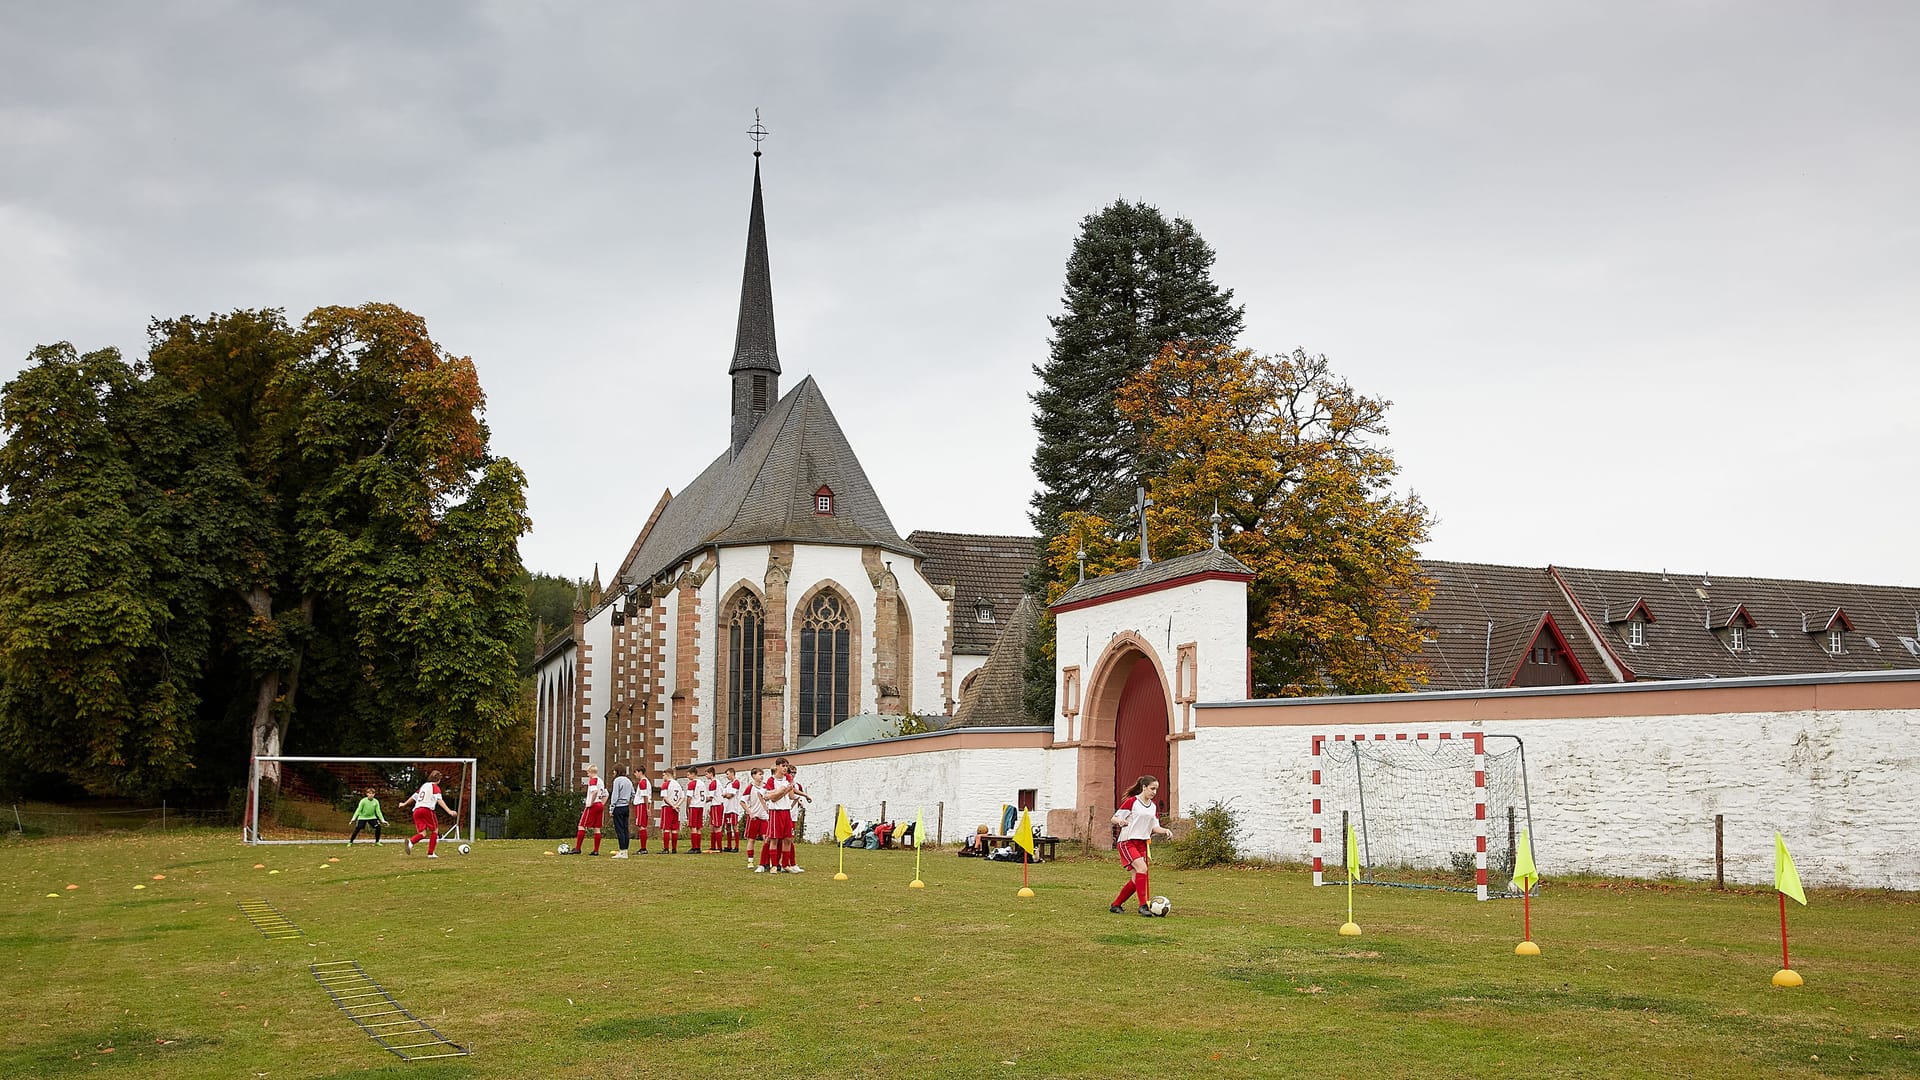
[1826,629,1845,656]
[1608,598,1656,647]
[973,596,995,624]
[1626,618,1646,647]
[814,486,834,515]
[1727,625,1747,652]
[1804,607,1854,656]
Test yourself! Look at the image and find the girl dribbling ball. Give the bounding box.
[1109,774,1173,916]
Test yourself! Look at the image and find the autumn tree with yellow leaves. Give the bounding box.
[1036,343,1432,698]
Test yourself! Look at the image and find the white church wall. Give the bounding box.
[1183,677,1920,890]
[951,654,989,705]
[656,582,680,773]
[580,604,613,775]
[895,563,950,718]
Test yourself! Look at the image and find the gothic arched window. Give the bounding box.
[798,590,852,739]
[725,592,765,758]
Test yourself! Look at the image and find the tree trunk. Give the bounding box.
[244,588,314,784]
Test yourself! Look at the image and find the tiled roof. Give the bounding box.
[618,376,918,585]
[1550,565,1920,680]
[1052,548,1253,609]
[907,531,1038,656]
[728,160,780,376]
[952,594,1040,727]
[1414,561,1615,690]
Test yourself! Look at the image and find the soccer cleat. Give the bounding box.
[405,839,414,855]
[1138,905,1153,917]
[788,866,805,873]
[588,851,599,856]
[754,865,766,873]
[427,853,438,859]
[1110,904,1125,914]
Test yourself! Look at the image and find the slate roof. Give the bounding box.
[618,375,919,585]
[1551,564,1920,680]
[952,594,1041,727]
[1414,561,1614,690]
[1052,548,1254,609]
[907,531,1038,655]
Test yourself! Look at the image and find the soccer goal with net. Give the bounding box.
[245,756,478,845]
[1310,732,1534,900]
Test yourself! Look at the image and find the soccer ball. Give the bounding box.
[457,844,471,855]
[557,843,571,855]
[1147,895,1171,917]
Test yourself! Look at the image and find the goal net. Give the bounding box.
[1310,732,1534,900]
[245,756,477,845]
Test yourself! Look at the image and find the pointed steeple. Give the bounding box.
[729,137,781,457]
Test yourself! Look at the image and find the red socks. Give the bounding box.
[574,829,586,851]
[1114,877,1138,907]
[1135,872,1148,904]
[592,833,602,854]
[426,834,438,856]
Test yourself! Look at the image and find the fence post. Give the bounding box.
[880,800,887,823]
[11,804,21,834]
[1714,813,1725,890]
[162,800,168,834]
[936,802,944,847]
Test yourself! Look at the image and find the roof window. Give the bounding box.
[814,486,834,515]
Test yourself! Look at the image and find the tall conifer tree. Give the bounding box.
[1024,201,1243,720]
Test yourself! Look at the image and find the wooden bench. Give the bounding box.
[983,834,1060,861]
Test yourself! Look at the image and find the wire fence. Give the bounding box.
[8,802,232,837]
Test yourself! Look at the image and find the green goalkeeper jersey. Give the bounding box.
[352,796,386,823]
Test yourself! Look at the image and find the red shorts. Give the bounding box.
[579,803,605,829]
[747,817,768,840]
[769,808,793,841]
[689,807,705,829]
[723,812,740,830]
[659,806,679,832]
[412,807,437,833]
[1117,838,1149,865]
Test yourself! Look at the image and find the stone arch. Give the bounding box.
[789,578,863,746]
[1077,632,1176,835]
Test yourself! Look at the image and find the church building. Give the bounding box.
[531,156,1033,787]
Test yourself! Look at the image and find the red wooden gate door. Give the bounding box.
[1112,657,1170,804]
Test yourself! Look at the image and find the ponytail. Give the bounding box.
[1124,774,1158,800]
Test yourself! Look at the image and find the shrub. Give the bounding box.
[505,780,584,839]
[1166,800,1242,869]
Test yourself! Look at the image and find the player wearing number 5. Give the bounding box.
[1109,775,1172,915]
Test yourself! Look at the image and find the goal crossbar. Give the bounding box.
[246,756,478,846]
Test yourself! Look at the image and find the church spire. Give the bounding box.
[729,110,781,457]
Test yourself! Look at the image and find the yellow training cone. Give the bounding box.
[45,893,59,898]
[133,884,147,890]
[1515,940,1541,956]
[1772,968,1803,988]
[65,884,78,890]
[1017,886,1036,898]
[152,874,166,881]
[1338,921,1361,936]
[908,879,925,889]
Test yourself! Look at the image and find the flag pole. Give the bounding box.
[1771,832,1804,986]
[1339,823,1360,936]
[909,806,925,889]
[1779,891,1790,970]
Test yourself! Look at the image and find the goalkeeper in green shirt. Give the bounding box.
[348,789,388,844]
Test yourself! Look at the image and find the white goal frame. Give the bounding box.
[1310,731,1493,900]
[245,755,478,846]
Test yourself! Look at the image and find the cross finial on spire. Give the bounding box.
[747,108,768,158]
[1210,500,1223,550]
[1135,485,1153,566]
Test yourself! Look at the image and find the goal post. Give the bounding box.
[245,756,478,846]
[1309,732,1534,901]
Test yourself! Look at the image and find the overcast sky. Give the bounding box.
[4,2,1916,587]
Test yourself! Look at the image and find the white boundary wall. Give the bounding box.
[1186,673,1920,890]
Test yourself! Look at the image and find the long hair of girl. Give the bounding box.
[1124,774,1157,799]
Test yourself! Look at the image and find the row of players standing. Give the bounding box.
[571,759,813,873]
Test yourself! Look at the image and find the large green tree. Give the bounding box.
[1025,200,1243,720]
[0,305,531,797]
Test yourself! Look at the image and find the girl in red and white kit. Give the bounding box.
[658,766,685,853]
[631,764,654,854]
[405,770,458,858]
[1110,774,1173,915]
[571,765,608,855]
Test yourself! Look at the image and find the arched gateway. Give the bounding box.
[1050,549,1253,841]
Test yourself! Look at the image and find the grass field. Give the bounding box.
[2,831,1916,1079]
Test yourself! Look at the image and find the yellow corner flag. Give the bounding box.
[1511,828,1539,892]
[1345,822,1361,882]
[1775,832,1807,906]
[834,804,853,843]
[1012,809,1036,856]
[911,808,924,848]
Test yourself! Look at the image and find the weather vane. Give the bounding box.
[747,108,768,157]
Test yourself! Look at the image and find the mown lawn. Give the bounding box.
[1,831,1915,1078]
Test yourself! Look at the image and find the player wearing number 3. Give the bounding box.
[1110,775,1173,915]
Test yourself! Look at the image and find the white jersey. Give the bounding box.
[721,779,743,815]
[585,777,607,806]
[695,779,716,808]
[1115,795,1160,842]
[744,781,769,820]
[633,776,653,805]
[764,774,794,811]
[661,778,685,810]
[408,782,441,811]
